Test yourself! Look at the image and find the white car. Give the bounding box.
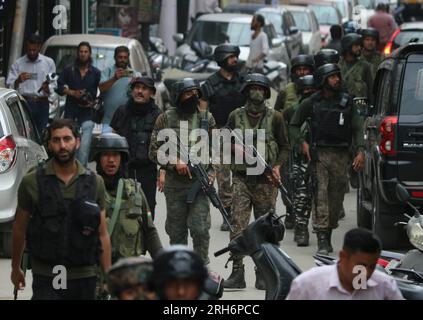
[0,88,48,257]
[286,5,322,55]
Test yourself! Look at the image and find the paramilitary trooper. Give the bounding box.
[290,64,365,255]
[224,73,290,290]
[314,49,340,68]
[149,78,216,265]
[200,44,247,231]
[359,28,383,77]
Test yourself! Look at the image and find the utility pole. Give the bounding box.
[8,0,28,70]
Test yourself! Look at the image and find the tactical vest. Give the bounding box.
[340,60,369,98]
[128,105,161,165]
[26,165,100,267]
[310,92,352,147]
[105,179,153,259]
[232,107,279,172]
[203,72,246,127]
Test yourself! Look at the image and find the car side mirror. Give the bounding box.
[173,33,184,43]
[289,26,299,35]
[353,97,374,117]
[271,38,283,48]
[396,184,411,203]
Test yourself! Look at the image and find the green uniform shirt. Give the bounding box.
[361,51,383,79]
[18,159,106,280]
[275,82,299,112]
[289,93,365,151]
[339,57,374,102]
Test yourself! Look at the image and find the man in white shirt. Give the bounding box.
[246,14,269,74]
[7,34,56,134]
[286,228,404,300]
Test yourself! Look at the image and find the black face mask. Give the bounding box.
[178,95,199,114]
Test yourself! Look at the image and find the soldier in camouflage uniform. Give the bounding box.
[359,28,383,78]
[149,78,216,265]
[274,54,315,112]
[290,64,365,255]
[224,73,290,290]
[200,44,247,231]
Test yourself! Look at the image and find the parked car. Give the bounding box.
[285,5,322,54]
[222,3,268,15]
[350,0,376,28]
[384,22,423,56]
[173,13,290,70]
[0,88,48,257]
[357,43,423,249]
[323,0,352,23]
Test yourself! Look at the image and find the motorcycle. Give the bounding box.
[148,37,171,79]
[214,211,302,300]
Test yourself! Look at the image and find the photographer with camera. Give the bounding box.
[57,41,101,167]
[6,34,56,134]
[99,46,141,133]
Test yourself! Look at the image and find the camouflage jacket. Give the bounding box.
[339,57,374,101]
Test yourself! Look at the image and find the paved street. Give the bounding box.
[0,187,358,300]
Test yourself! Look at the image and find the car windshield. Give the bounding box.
[291,11,311,31]
[356,0,374,9]
[394,30,423,48]
[334,1,346,18]
[310,5,340,25]
[186,20,251,46]
[44,46,117,73]
[259,12,283,35]
[399,61,423,115]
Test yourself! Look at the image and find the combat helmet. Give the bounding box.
[341,33,362,54]
[314,49,340,68]
[359,28,380,43]
[314,63,341,88]
[240,73,271,99]
[291,54,315,75]
[214,44,240,67]
[171,78,202,107]
[90,132,129,162]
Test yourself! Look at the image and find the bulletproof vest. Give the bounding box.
[26,165,100,267]
[128,105,161,165]
[203,72,246,127]
[340,59,369,98]
[232,107,279,172]
[310,92,352,147]
[105,179,153,259]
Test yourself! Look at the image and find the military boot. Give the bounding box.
[223,264,246,289]
[316,231,330,255]
[255,268,266,290]
[295,224,309,247]
[327,229,333,253]
[284,213,295,230]
[220,207,232,231]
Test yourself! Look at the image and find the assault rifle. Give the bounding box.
[229,129,293,208]
[175,138,234,233]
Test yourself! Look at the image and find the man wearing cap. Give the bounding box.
[99,46,142,133]
[110,76,162,220]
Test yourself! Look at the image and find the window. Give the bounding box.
[260,12,283,36]
[309,5,340,25]
[187,21,251,46]
[399,63,423,115]
[292,11,311,32]
[19,99,39,143]
[7,99,26,137]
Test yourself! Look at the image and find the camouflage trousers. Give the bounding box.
[230,175,278,266]
[164,185,211,264]
[216,164,232,209]
[292,159,312,226]
[311,148,349,232]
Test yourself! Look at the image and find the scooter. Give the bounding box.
[214,211,302,300]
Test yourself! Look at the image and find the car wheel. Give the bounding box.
[2,231,12,258]
[357,173,371,229]
[371,176,409,249]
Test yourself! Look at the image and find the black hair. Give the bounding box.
[376,3,387,12]
[330,24,343,40]
[254,14,265,28]
[26,34,42,45]
[343,228,381,255]
[114,46,130,58]
[77,41,92,53]
[46,119,80,142]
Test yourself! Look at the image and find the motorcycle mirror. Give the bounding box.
[173,33,184,43]
[396,184,411,203]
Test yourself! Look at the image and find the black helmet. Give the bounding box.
[130,76,156,94]
[151,245,207,299]
[171,78,202,106]
[240,73,271,99]
[290,54,315,75]
[107,257,153,298]
[314,49,340,68]
[90,133,129,162]
[214,44,240,66]
[315,63,341,88]
[296,75,316,92]
[359,28,379,43]
[341,33,362,54]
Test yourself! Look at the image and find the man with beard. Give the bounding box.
[7,33,56,134]
[246,14,269,74]
[200,44,246,231]
[149,78,216,265]
[290,64,365,255]
[359,28,383,78]
[99,46,142,133]
[11,119,111,300]
[110,76,161,220]
[57,42,101,167]
[224,74,290,290]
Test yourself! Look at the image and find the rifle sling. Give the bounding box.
[108,179,124,235]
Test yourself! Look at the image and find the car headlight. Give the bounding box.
[407,217,423,251]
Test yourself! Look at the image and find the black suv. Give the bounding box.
[357,43,423,249]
